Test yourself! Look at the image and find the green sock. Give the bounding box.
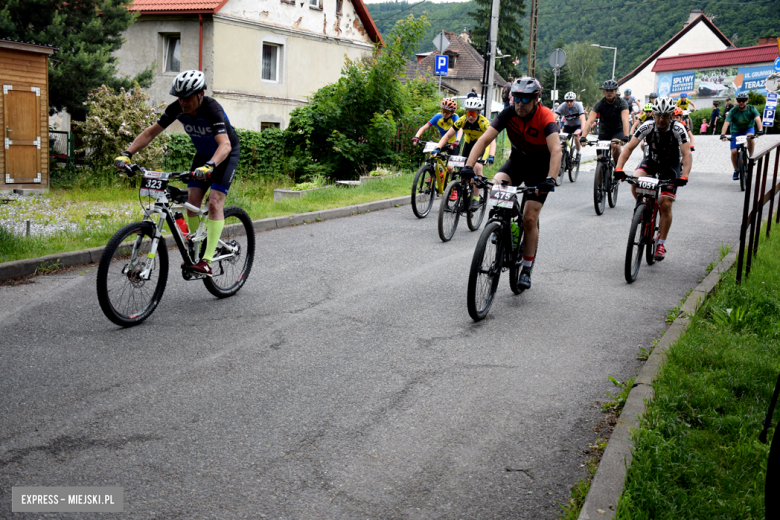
[203,219,225,263]
[187,215,200,235]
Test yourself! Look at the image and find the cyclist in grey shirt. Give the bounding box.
[555,91,587,158]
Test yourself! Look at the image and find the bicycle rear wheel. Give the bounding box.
[594,162,606,215]
[97,221,168,327]
[438,180,461,242]
[467,185,488,231]
[625,206,645,283]
[467,221,503,321]
[608,166,619,208]
[411,164,435,218]
[202,206,255,298]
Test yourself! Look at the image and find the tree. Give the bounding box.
[468,0,526,80]
[0,0,153,120]
[562,42,602,109]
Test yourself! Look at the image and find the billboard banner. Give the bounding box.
[656,63,775,100]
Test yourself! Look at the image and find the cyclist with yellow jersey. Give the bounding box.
[412,98,463,177]
[433,97,496,210]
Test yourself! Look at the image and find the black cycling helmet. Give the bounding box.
[736,91,749,101]
[511,77,543,97]
[170,70,207,98]
[600,79,619,90]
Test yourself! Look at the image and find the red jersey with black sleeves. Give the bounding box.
[490,105,559,156]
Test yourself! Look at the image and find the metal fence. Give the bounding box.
[736,138,780,284]
[49,130,74,170]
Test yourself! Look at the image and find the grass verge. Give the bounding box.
[0,172,425,264]
[616,227,780,519]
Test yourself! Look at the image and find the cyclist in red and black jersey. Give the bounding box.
[461,77,561,290]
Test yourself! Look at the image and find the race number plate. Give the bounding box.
[423,142,438,153]
[448,155,466,168]
[596,140,611,150]
[139,171,169,197]
[489,185,517,208]
[636,176,659,196]
[735,135,748,145]
[683,109,689,116]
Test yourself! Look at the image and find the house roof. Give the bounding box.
[617,13,732,85]
[400,58,458,95]
[417,32,506,85]
[0,38,57,55]
[652,43,779,72]
[128,0,383,45]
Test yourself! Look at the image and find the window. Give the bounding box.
[164,35,181,73]
[309,0,320,7]
[262,43,281,82]
[336,0,343,13]
[261,122,281,131]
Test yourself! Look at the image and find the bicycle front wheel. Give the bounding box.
[594,162,606,215]
[438,180,462,242]
[467,185,488,231]
[557,149,566,186]
[645,207,659,265]
[569,150,580,182]
[97,221,168,327]
[608,167,619,208]
[202,206,256,298]
[467,221,503,321]
[411,164,435,218]
[625,207,645,283]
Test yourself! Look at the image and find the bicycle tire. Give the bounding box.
[645,207,658,266]
[625,206,645,283]
[510,219,539,295]
[96,221,168,327]
[739,149,746,192]
[202,206,256,298]
[608,165,619,208]
[467,185,488,231]
[411,164,435,218]
[594,162,606,215]
[556,148,566,186]
[467,221,503,321]
[569,151,580,182]
[438,180,461,242]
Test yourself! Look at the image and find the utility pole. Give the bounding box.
[527,0,539,77]
[485,0,500,112]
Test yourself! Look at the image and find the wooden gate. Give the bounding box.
[3,84,41,184]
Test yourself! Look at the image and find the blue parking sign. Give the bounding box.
[435,55,448,76]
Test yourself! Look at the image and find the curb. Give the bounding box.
[577,249,738,519]
[0,195,411,282]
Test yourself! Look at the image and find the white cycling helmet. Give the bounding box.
[564,91,576,101]
[170,70,206,98]
[463,97,484,111]
[652,97,676,115]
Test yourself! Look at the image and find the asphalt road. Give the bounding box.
[1,136,773,519]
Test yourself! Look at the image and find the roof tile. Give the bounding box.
[129,0,224,12]
[652,43,779,72]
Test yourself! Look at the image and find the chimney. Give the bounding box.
[460,29,471,44]
[758,36,778,45]
[683,9,704,28]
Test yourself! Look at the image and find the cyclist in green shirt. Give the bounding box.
[720,91,764,181]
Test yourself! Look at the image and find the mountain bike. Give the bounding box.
[411,142,453,218]
[623,173,678,283]
[681,109,693,131]
[584,138,621,215]
[559,131,581,183]
[96,164,255,327]
[437,157,488,242]
[467,180,546,321]
[722,133,758,192]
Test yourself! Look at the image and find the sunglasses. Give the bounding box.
[737,99,747,103]
[604,89,616,93]
[513,95,535,104]
[566,100,574,103]
[466,110,480,116]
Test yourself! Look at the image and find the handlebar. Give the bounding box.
[624,176,677,188]
[122,163,193,181]
[721,134,760,142]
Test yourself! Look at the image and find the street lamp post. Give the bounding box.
[591,44,617,81]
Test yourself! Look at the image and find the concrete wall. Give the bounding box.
[621,22,729,103]
[211,15,373,130]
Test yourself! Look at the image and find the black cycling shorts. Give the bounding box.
[498,151,550,204]
[596,131,625,157]
[461,142,489,163]
[634,158,681,200]
[188,148,240,194]
[562,124,581,135]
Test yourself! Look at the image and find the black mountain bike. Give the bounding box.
[584,138,621,215]
[623,173,679,283]
[411,142,453,218]
[723,133,758,192]
[558,132,581,183]
[97,164,255,327]
[467,180,545,321]
[438,157,488,242]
